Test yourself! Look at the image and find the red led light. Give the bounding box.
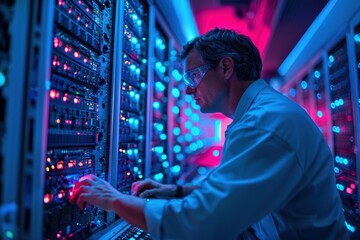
[346,115,353,122]
[78,162,84,167]
[57,233,61,238]
[64,44,72,53]
[58,0,65,6]
[74,97,80,104]
[56,160,65,170]
[74,51,80,58]
[85,22,89,28]
[83,57,88,63]
[63,93,69,102]
[77,15,81,21]
[346,188,353,194]
[350,183,356,189]
[68,6,72,14]
[44,193,52,204]
[53,37,62,48]
[50,89,57,99]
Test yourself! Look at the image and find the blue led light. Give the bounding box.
[154,123,164,131]
[336,184,344,191]
[316,93,321,99]
[173,127,181,136]
[184,108,192,116]
[173,145,181,153]
[334,167,339,173]
[189,142,198,151]
[162,161,169,168]
[141,82,146,88]
[213,150,220,157]
[130,37,138,45]
[196,140,204,148]
[133,167,139,172]
[289,88,296,97]
[345,221,355,232]
[172,106,180,115]
[176,153,184,161]
[172,69,183,81]
[185,121,192,129]
[172,88,181,98]
[184,95,192,103]
[153,173,164,181]
[314,70,321,79]
[171,165,181,173]
[160,133,167,140]
[153,101,160,109]
[317,111,323,118]
[332,126,340,133]
[300,81,308,89]
[353,33,360,43]
[191,113,199,122]
[328,55,334,63]
[184,133,193,142]
[191,126,200,136]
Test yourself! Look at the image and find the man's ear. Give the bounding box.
[219,57,234,80]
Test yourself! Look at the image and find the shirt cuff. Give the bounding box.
[144,199,168,239]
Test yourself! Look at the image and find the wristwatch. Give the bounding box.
[175,185,183,198]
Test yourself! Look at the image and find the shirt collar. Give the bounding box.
[229,79,269,127]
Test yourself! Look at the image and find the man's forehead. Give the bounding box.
[184,49,203,70]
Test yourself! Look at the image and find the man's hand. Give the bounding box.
[131,179,177,199]
[69,174,120,212]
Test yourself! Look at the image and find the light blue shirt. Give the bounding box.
[144,80,349,239]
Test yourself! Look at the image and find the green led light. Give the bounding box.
[0,71,6,87]
[6,230,14,239]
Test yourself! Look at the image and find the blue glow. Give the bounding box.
[191,127,200,136]
[139,174,143,179]
[184,95,192,103]
[155,81,165,92]
[160,133,167,140]
[336,184,344,191]
[176,153,184,161]
[215,120,221,142]
[196,140,204,148]
[314,70,321,79]
[136,20,142,26]
[184,108,192,116]
[153,101,160,109]
[160,66,166,73]
[345,221,355,232]
[162,161,169,168]
[172,106,180,115]
[184,133,193,142]
[185,121,192,129]
[153,173,164,181]
[316,93,321,99]
[328,55,334,64]
[133,167,139,172]
[161,154,167,160]
[141,82,146,88]
[173,145,181,153]
[317,111,323,118]
[189,142,198,151]
[172,69,183,81]
[300,81,308,89]
[289,88,296,97]
[332,126,340,133]
[334,167,339,173]
[354,33,360,43]
[191,100,200,110]
[191,113,199,122]
[330,103,335,109]
[132,14,138,20]
[130,37,138,45]
[154,123,164,131]
[156,62,162,69]
[172,88,181,98]
[153,146,164,154]
[171,165,181,173]
[213,150,220,157]
[173,127,181,136]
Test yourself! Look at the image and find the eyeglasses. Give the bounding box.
[183,64,211,88]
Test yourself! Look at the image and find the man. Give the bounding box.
[70,28,349,239]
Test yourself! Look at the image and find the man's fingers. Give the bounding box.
[139,189,158,198]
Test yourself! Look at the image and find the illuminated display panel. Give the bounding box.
[328,39,359,237]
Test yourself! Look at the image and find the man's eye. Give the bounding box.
[190,72,201,80]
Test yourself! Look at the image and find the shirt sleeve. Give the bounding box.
[145,125,304,239]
